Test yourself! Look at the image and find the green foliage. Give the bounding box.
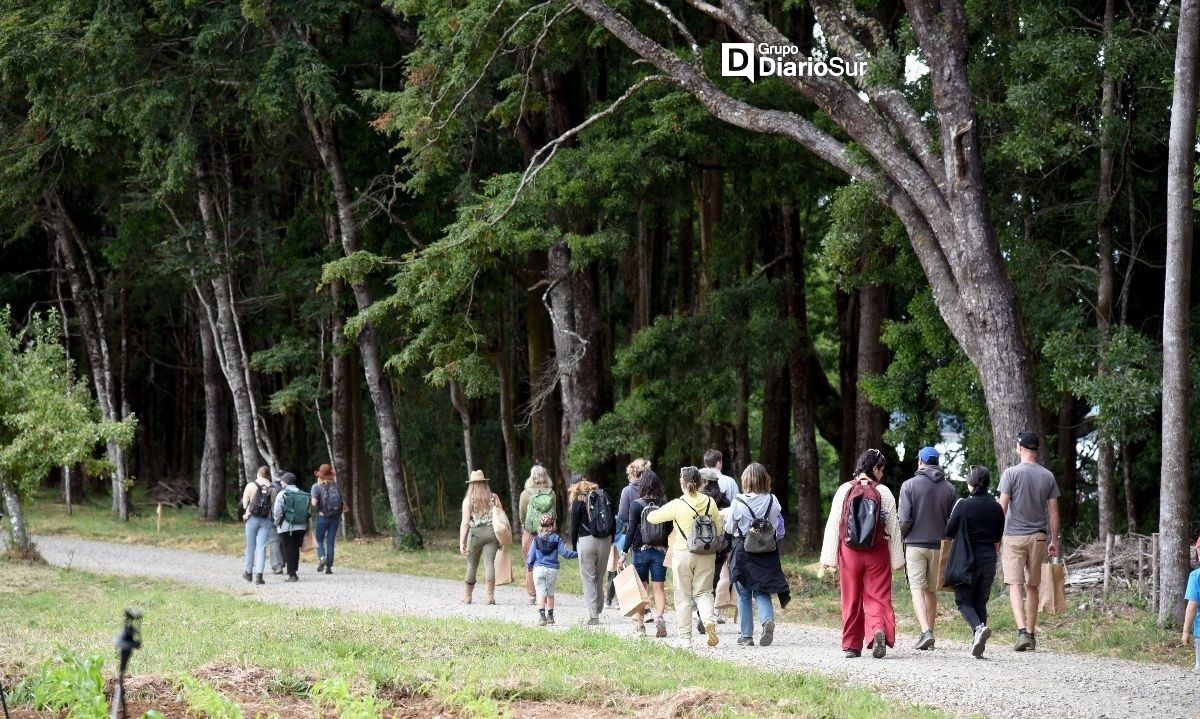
[310,677,392,719]
[11,652,107,719]
[177,676,244,719]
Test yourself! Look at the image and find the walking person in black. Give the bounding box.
[944,465,1005,658]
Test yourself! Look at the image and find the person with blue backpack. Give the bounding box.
[618,469,671,638]
[820,449,904,658]
[568,477,615,625]
[272,471,311,583]
[309,463,344,575]
[526,513,578,625]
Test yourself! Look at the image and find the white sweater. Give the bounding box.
[820,478,905,570]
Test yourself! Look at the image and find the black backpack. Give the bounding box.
[319,483,344,516]
[586,489,614,538]
[736,496,778,554]
[247,483,273,518]
[842,480,883,550]
[638,500,671,547]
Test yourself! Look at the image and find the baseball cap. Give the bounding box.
[1017,432,1040,450]
[917,446,940,463]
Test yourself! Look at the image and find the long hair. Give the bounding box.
[852,448,886,480]
[637,470,665,502]
[527,463,552,490]
[966,465,991,495]
[568,478,598,504]
[466,481,492,516]
[741,463,772,494]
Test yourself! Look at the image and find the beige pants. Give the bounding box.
[671,549,716,635]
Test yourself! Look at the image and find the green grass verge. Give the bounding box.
[1,562,952,719]
[22,495,1194,668]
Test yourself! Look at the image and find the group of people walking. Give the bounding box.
[240,463,345,583]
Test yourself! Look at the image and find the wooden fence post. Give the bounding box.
[1151,532,1160,609]
[1103,533,1114,595]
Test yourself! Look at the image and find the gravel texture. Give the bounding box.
[31,535,1200,719]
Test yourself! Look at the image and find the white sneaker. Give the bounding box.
[971,624,992,658]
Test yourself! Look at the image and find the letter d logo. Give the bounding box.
[722,43,755,81]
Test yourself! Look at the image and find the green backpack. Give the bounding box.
[282,490,312,526]
[524,490,555,533]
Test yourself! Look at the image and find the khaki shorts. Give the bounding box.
[1001,533,1047,586]
[905,546,941,590]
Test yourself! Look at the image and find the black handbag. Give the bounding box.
[942,516,975,587]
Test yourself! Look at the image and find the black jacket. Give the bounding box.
[945,494,1005,548]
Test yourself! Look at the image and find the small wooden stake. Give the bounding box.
[156,503,163,534]
[1103,533,1114,594]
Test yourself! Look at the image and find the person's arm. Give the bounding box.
[518,490,530,528]
[1046,497,1060,556]
[897,482,913,539]
[525,542,536,569]
[617,485,632,524]
[944,502,961,539]
[623,500,643,554]
[273,491,285,526]
[820,485,847,569]
[880,485,905,570]
[710,497,724,536]
[646,499,676,525]
[1184,600,1198,646]
[459,496,471,556]
[558,536,578,560]
[310,484,321,509]
[241,484,256,521]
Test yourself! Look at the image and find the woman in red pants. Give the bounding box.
[820,448,905,658]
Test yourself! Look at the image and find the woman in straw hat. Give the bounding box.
[459,469,502,604]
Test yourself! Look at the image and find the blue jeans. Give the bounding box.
[736,581,774,638]
[244,516,272,574]
[316,514,340,567]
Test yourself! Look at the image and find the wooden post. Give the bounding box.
[63,466,72,517]
[156,503,163,534]
[1103,533,1114,594]
[1138,536,1145,599]
[1151,532,1160,609]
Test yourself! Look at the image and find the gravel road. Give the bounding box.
[30,535,1200,719]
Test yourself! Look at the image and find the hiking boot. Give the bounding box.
[547,610,555,625]
[655,618,668,638]
[760,619,775,647]
[324,566,332,575]
[286,574,299,583]
[1014,629,1034,652]
[736,636,755,646]
[254,573,265,585]
[914,629,935,651]
[971,625,992,658]
[871,630,887,658]
[242,571,253,582]
[316,558,326,573]
[538,610,547,626]
[460,582,475,605]
[586,616,601,626]
[696,618,706,635]
[485,581,496,605]
[704,620,719,647]
[843,649,861,658]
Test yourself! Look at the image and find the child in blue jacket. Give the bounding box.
[526,514,578,625]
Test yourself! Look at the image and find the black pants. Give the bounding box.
[280,529,305,576]
[954,547,997,630]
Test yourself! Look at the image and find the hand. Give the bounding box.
[1184,631,1192,646]
[460,544,467,556]
[1047,541,1059,557]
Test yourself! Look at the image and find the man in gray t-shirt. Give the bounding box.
[998,432,1061,653]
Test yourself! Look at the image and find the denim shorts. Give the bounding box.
[533,566,559,598]
[632,547,667,583]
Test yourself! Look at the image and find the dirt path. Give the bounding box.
[30,535,1200,719]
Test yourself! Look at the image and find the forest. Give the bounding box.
[1,0,1197,622]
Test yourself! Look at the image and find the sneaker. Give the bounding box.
[843,649,861,658]
[547,613,556,625]
[716,616,727,625]
[272,568,284,575]
[286,574,299,583]
[242,571,252,582]
[760,619,774,647]
[736,636,755,646]
[254,574,264,585]
[655,618,668,638]
[871,630,887,658]
[1014,629,1034,652]
[704,620,719,647]
[316,559,326,573]
[971,625,992,658]
[914,629,935,651]
[325,566,332,575]
[586,616,600,626]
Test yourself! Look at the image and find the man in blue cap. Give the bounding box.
[899,445,957,650]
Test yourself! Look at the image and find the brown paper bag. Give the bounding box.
[301,529,317,553]
[715,562,736,608]
[494,545,514,586]
[492,503,513,547]
[936,537,953,591]
[614,565,650,617]
[1039,558,1067,615]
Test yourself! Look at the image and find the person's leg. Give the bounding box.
[955,582,982,630]
[481,538,499,584]
[1002,535,1029,631]
[284,531,302,575]
[861,543,896,648]
[906,546,932,632]
[672,551,695,636]
[755,590,774,625]
[736,581,754,638]
[577,536,601,619]
[692,555,717,645]
[1025,535,1047,635]
[713,551,729,621]
[244,520,256,575]
[924,588,939,631]
[522,530,536,599]
[325,515,339,567]
[838,546,866,653]
[974,551,997,628]
[314,515,328,566]
[253,519,269,575]
[465,526,484,584]
[269,527,284,572]
[593,537,613,617]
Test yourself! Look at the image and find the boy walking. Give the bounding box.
[527,514,578,625]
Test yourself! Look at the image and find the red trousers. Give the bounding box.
[837,541,896,652]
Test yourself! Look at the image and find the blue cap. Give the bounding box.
[917,447,940,464]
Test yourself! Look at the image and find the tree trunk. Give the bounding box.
[1159,0,1199,626]
[1056,395,1079,534]
[3,480,31,552]
[330,277,355,535]
[760,363,792,516]
[693,165,722,309]
[349,352,377,535]
[838,290,858,477]
[198,309,229,521]
[854,282,889,457]
[449,379,475,472]
[499,299,522,521]
[783,204,821,551]
[301,100,421,546]
[43,188,130,520]
[525,250,561,483]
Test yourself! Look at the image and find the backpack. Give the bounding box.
[525,489,555,533]
[281,490,312,526]
[638,500,671,547]
[700,478,730,510]
[586,489,614,538]
[842,479,883,550]
[247,483,273,518]
[676,498,718,555]
[737,496,778,554]
[318,483,344,516]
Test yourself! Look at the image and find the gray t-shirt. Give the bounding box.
[998,462,1060,536]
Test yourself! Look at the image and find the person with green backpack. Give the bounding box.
[519,464,557,605]
[271,471,310,582]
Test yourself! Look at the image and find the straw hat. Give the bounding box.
[314,463,335,480]
[467,469,489,484]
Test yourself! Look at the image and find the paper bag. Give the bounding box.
[936,537,953,591]
[301,529,317,553]
[492,504,513,546]
[715,562,736,608]
[1039,558,1067,615]
[494,545,514,586]
[614,565,650,617]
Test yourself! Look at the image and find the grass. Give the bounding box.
[1,561,954,719]
[22,494,1195,668]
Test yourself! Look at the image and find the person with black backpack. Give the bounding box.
[618,470,670,638]
[568,477,615,625]
[271,471,311,582]
[309,464,344,575]
[728,463,790,647]
[819,449,904,658]
[239,465,276,585]
[646,466,725,649]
